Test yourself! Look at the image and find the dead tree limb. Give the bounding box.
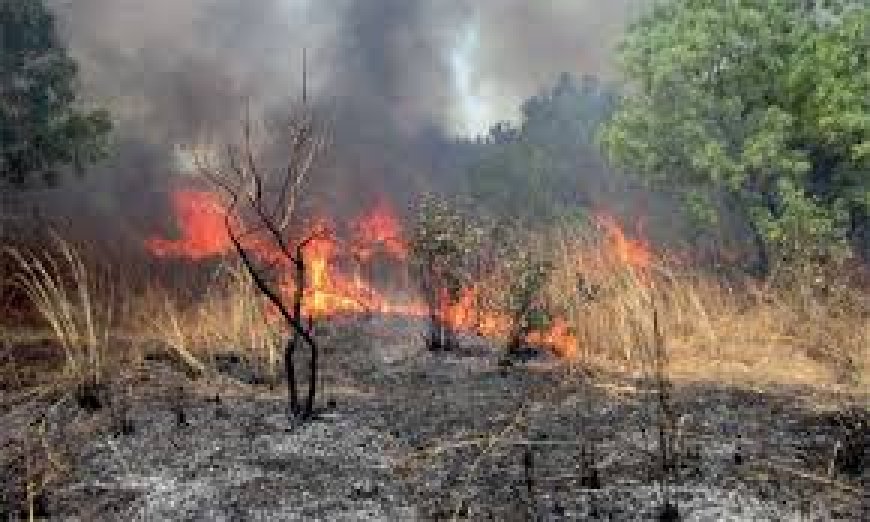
[202,101,329,419]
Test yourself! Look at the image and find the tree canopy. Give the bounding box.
[465,73,618,222]
[599,0,869,273]
[1,0,111,186]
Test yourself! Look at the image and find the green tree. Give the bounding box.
[466,73,618,222]
[599,0,869,275]
[1,0,111,186]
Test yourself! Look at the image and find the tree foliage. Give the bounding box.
[599,0,869,274]
[466,73,618,222]
[1,0,111,186]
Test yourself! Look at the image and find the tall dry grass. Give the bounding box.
[4,234,114,386]
[131,260,285,381]
[3,226,864,391]
[545,223,869,387]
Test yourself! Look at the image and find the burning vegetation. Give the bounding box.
[2,0,869,520]
[142,184,664,361]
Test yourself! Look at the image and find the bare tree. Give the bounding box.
[201,101,329,419]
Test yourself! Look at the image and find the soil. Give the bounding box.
[1,316,867,520]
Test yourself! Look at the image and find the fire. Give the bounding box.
[351,202,408,261]
[526,318,577,359]
[292,231,403,319]
[145,190,236,260]
[435,286,578,358]
[595,213,653,278]
[146,189,582,358]
[303,236,337,317]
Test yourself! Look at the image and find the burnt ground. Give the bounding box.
[1,317,867,521]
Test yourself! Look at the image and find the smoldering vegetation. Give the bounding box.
[2,1,868,520]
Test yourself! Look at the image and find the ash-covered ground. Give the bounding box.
[1,317,867,521]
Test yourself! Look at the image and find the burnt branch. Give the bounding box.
[201,100,329,419]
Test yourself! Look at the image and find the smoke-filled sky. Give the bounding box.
[50,0,639,139]
[34,0,646,236]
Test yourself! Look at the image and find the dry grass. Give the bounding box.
[3,234,113,387]
[130,260,285,380]
[545,224,869,390]
[124,222,867,393]
[1,228,865,394]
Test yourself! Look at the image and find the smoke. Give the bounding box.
[39,0,641,233]
[50,0,310,143]
[51,0,637,136]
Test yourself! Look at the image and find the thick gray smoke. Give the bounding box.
[53,0,636,138]
[40,0,639,233]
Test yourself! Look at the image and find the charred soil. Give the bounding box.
[1,318,866,521]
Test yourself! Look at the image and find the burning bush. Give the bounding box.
[408,195,576,357]
[408,194,485,351]
[470,224,557,357]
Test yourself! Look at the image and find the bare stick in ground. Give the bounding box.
[652,306,681,521]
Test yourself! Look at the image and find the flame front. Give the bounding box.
[145,190,236,260]
[351,202,408,261]
[147,191,661,359]
[595,213,653,281]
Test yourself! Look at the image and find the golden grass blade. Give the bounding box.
[4,235,112,384]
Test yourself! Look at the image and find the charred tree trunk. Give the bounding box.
[425,313,457,351]
[442,322,455,351]
[206,95,328,423]
[733,179,777,279]
[226,228,321,421]
[427,313,443,351]
[746,216,770,279]
[507,326,530,355]
[293,244,319,419]
[284,335,299,414]
[421,269,445,351]
[285,253,306,415]
[507,296,535,356]
[426,288,457,351]
[304,322,318,417]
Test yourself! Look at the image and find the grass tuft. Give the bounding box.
[4,234,112,388]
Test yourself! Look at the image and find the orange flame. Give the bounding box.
[526,318,577,359]
[145,190,236,260]
[595,213,653,278]
[147,189,583,358]
[351,201,409,261]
